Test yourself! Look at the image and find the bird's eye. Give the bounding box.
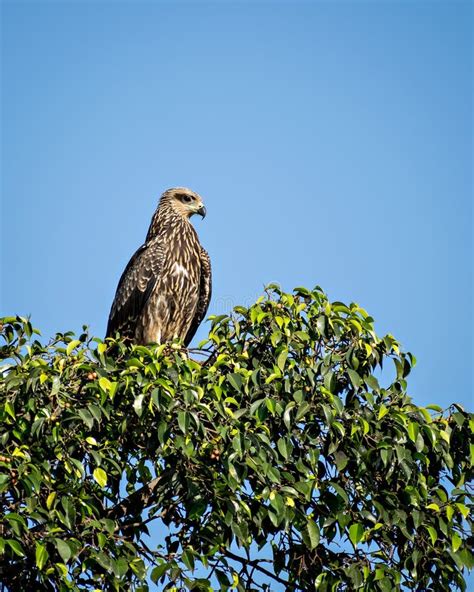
[179,194,193,203]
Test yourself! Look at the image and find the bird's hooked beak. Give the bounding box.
[197,204,207,219]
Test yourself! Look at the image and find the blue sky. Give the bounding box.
[1,2,472,407]
[1,0,472,588]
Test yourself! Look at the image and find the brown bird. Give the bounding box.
[106,187,211,346]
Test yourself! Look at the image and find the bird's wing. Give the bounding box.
[106,241,162,339]
[184,247,212,346]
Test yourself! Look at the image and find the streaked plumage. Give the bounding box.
[106,187,211,346]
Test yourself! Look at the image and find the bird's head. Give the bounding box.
[161,187,207,220]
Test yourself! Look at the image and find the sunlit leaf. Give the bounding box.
[93,468,108,488]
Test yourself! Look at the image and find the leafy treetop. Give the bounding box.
[0,286,472,591]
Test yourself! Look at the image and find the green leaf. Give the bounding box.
[365,375,379,390]
[0,474,9,491]
[316,315,326,334]
[99,376,111,392]
[77,408,94,429]
[315,573,327,589]
[306,520,320,550]
[426,526,438,545]
[266,398,277,414]
[334,451,349,471]
[277,349,289,372]
[4,401,15,420]
[114,557,129,577]
[324,370,336,392]
[283,402,295,430]
[407,421,419,443]
[36,542,49,570]
[178,411,190,434]
[151,563,169,583]
[452,532,462,552]
[347,369,361,389]
[133,394,145,417]
[215,569,231,587]
[7,539,25,557]
[228,373,243,391]
[93,550,112,571]
[277,438,290,460]
[46,491,57,510]
[331,482,349,504]
[295,401,311,422]
[157,422,169,444]
[455,503,469,519]
[93,468,108,488]
[426,404,443,412]
[61,497,76,529]
[378,405,389,420]
[66,339,81,355]
[182,548,195,570]
[55,539,72,563]
[446,505,455,522]
[348,523,364,547]
[458,548,474,570]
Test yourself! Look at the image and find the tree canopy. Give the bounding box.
[0,286,472,591]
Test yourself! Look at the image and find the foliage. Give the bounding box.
[0,286,472,592]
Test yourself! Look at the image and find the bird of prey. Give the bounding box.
[106,187,211,346]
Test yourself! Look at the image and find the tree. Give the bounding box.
[0,285,472,592]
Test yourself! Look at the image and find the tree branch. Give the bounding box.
[107,476,162,520]
[223,548,289,588]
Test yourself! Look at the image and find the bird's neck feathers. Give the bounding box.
[145,201,192,242]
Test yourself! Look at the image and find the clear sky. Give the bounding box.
[1,1,473,588]
[1,1,472,407]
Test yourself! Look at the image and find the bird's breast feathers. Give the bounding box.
[172,262,190,278]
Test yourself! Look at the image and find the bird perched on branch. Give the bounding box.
[106,187,211,346]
